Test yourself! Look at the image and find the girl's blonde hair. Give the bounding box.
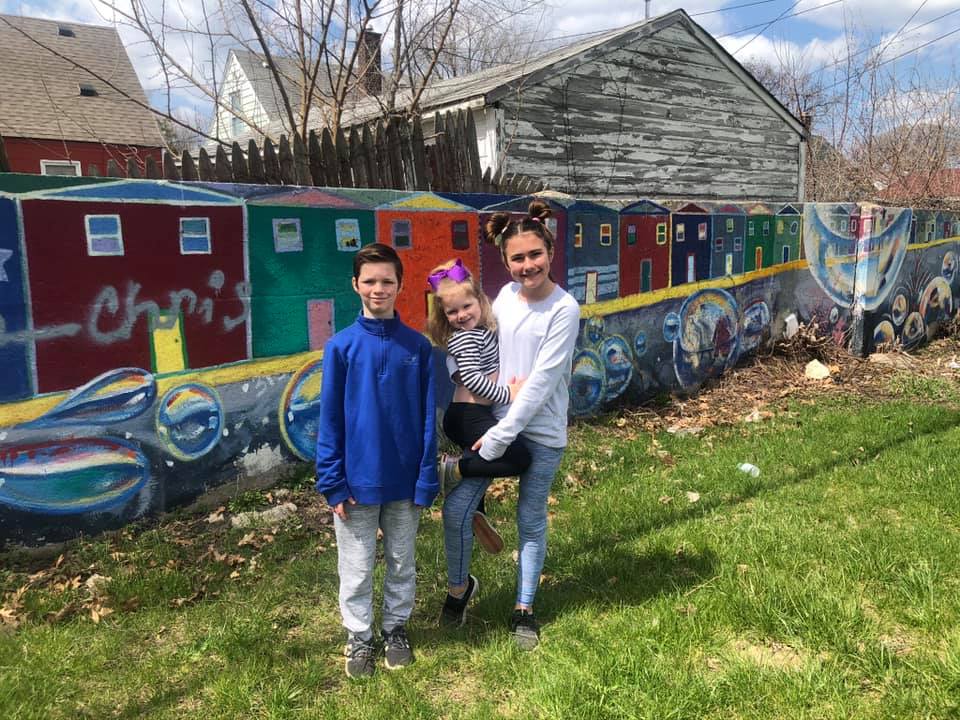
[426,259,496,348]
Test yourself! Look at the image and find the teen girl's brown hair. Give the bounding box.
[484,199,555,261]
[426,259,496,348]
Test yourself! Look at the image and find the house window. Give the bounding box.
[78,83,98,97]
[451,220,470,250]
[85,215,123,256]
[574,223,583,248]
[180,218,211,254]
[840,219,848,232]
[714,236,724,251]
[40,159,81,176]
[392,219,412,248]
[849,218,858,233]
[627,224,637,245]
[748,221,755,237]
[230,91,243,137]
[782,246,791,263]
[58,25,75,37]
[734,236,742,251]
[790,221,799,235]
[763,221,770,236]
[698,222,707,242]
[656,222,666,245]
[777,219,784,234]
[273,218,303,252]
[600,223,612,246]
[726,218,734,233]
[335,218,361,251]
[675,224,685,242]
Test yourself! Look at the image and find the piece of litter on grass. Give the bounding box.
[804,359,831,379]
[685,491,700,503]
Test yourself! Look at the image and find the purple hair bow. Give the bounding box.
[427,258,471,291]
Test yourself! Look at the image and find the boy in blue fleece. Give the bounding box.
[315,243,439,678]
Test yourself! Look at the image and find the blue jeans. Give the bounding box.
[442,437,565,607]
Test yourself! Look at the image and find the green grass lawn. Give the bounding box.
[3,394,960,719]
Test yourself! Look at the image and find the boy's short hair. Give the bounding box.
[354,243,404,285]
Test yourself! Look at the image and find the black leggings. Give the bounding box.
[443,402,531,479]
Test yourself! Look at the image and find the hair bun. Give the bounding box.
[527,199,552,223]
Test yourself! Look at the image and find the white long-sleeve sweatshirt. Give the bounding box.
[479,282,581,461]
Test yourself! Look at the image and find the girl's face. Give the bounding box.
[440,285,482,332]
[504,231,553,297]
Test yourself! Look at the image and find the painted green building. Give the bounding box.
[744,203,775,271]
[774,204,803,264]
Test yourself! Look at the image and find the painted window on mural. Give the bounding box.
[850,218,858,233]
[726,218,734,233]
[392,219,412,248]
[714,236,724,251]
[180,217,211,254]
[451,220,470,250]
[734,236,742,251]
[840,219,848,232]
[675,223,685,242]
[85,214,123,256]
[600,223,612,246]
[748,221,755,237]
[627,224,637,245]
[763,221,770,236]
[273,218,303,253]
[656,223,666,244]
[698,222,707,242]
[335,218,361,251]
[790,221,799,235]
[574,223,583,248]
[782,246,791,263]
[777,219,784,234]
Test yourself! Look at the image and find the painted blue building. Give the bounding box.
[564,199,620,304]
[670,202,712,286]
[0,195,32,402]
[709,203,745,278]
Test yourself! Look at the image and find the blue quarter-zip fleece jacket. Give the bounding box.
[314,314,439,508]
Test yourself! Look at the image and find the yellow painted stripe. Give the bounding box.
[907,235,960,250]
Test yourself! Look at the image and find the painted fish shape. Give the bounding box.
[21,368,156,428]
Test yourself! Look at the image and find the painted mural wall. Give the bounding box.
[0,173,956,546]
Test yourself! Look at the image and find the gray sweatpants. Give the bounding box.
[332,499,421,641]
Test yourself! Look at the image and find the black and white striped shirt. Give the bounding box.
[447,327,509,405]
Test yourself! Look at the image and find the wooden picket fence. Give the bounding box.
[0,109,544,195]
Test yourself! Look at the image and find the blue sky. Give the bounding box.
[2,0,958,124]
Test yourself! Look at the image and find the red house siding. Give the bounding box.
[21,199,247,392]
[375,210,480,331]
[4,138,162,176]
[619,214,670,296]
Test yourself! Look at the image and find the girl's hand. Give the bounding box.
[332,497,356,520]
[471,436,484,452]
[507,375,526,402]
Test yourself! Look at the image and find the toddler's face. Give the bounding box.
[440,286,481,332]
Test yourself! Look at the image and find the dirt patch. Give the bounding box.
[726,638,810,670]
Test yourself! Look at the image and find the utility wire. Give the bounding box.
[732,0,805,55]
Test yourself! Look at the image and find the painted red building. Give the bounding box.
[20,181,247,393]
[619,200,671,296]
[0,14,164,177]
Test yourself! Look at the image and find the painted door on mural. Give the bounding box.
[150,312,187,373]
[585,271,598,304]
[640,260,652,293]
[307,300,335,350]
[686,254,696,284]
[755,247,763,270]
[725,254,734,275]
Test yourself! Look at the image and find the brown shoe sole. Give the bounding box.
[472,512,504,554]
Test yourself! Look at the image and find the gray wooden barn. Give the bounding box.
[344,9,807,202]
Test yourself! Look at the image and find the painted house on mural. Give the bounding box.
[709,203,746,278]
[775,205,803,264]
[198,184,376,357]
[618,200,670,296]
[342,9,807,201]
[744,203,776,271]
[669,203,712,286]
[480,195,569,302]
[19,181,247,393]
[0,15,165,176]
[0,194,30,402]
[564,198,620,304]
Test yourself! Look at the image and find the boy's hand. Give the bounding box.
[332,497,356,520]
[507,375,526,402]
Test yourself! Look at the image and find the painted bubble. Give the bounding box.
[873,320,896,348]
[569,349,605,417]
[891,293,909,326]
[829,306,839,324]
[634,331,647,358]
[23,368,156,428]
[902,312,925,348]
[919,276,953,327]
[803,205,911,310]
[585,316,605,344]
[673,289,740,390]
[663,312,681,343]
[600,335,633,401]
[740,300,771,353]
[156,383,224,461]
[943,252,957,283]
[0,438,149,514]
[279,358,324,461]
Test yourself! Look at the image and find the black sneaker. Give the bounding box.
[382,625,414,669]
[439,574,478,628]
[344,636,378,678]
[510,609,540,651]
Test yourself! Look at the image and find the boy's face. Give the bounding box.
[353,261,401,319]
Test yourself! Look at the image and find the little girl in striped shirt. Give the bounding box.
[427,258,530,554]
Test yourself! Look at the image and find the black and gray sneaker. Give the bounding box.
[382,625,414,669]
[439,574,478,628]
[510,609,540,651]
[438,453,462,496]
[344,636,378,678]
